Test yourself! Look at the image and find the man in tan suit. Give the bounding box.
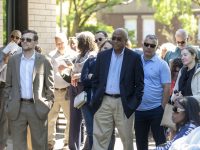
[4,30,54,150]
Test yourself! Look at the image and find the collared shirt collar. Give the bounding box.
[142,54,157,62]
[22,51,36,60]
[112,47,125,56]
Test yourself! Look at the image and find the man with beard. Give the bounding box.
[4,30,54,150]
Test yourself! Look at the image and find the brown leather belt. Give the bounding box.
[21,98,34,103]
[104,93,121,98]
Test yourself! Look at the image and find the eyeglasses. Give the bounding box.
[95,38,103,43]
[11,35,20,40]
[144,42,157,48]
[21,38,34,42]
[173,106,185,113]
[112,36,122,42]
[176,41,185,45]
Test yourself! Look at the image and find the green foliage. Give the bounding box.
[148,0,199,43]
[57,0,124,36]
[3,0,7,45]
[81,23,114,36]
[150,0,192,26]
[125,29,136,47]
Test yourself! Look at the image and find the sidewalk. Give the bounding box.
[6,134,156,150]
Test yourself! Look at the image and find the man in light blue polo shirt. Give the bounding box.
[134,34,171,150]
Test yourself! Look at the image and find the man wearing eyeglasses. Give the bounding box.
[0,30,22,150]
[4,30,54,150]
[94,31,108,50]
[134,34,171,150]
[164,29,200,64]
[48,33,77,150]
[91,28,144,150]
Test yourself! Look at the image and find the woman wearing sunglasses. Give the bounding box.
[171,46,200,103]
[156,96,200,150]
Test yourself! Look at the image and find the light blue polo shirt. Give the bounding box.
[137,54,171,111]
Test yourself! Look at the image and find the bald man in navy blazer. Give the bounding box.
[91,28,144,150]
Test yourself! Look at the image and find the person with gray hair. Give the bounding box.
[164,28,200,64]
[91,28,144,150]
[48,32,77,150]
[134,34,171,150]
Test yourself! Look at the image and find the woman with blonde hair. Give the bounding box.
[66,31,98,150]
[171,46,200,102]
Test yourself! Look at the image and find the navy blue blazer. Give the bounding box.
[81,57,96,104]
[91,48,144,118]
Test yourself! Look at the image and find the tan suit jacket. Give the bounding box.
[4,52,54,120]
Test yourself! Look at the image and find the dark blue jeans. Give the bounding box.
[81,104,115,150]
[68,85,83,150]
[134,106,166,150]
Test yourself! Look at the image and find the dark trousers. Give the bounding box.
[134,106,166,150]
[68,85,83,150]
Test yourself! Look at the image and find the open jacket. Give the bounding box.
[171,63,200,102]
[4,52,54,120]
[91,48,144,118]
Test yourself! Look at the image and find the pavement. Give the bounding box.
[6,132,156,150]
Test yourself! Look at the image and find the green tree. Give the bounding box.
[147,0,200,43]
[58,0,128,36]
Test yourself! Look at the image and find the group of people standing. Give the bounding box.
[0,27,200,150]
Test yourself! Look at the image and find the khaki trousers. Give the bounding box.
[27,127,32,150]
[92,96,134,150]
[48,89,70,146]
[10,102,48,150]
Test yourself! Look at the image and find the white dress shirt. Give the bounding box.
[49,48,77,89]
[105,49,124,94]
[20,52,35,99]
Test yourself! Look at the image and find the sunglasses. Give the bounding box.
[95,38,103,43]
[176,41,185,45]
[173,106,185,113]
[112,36,122,42]
[11,35,20,40]
[144,42,157,48]
[21,38,34,42]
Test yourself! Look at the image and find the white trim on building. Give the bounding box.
[142,15,155,39]
[123,15,138,41]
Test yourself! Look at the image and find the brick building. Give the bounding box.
[0,0,57,53]
[97,0,200,47]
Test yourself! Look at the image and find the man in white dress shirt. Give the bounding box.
[4,29,54,150]
[48,33,77,150]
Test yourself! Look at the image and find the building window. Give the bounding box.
[123,15,137,43]
[142,15,155,39]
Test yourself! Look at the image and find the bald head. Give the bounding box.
[113,28,128,42]
[111,28,128,53]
